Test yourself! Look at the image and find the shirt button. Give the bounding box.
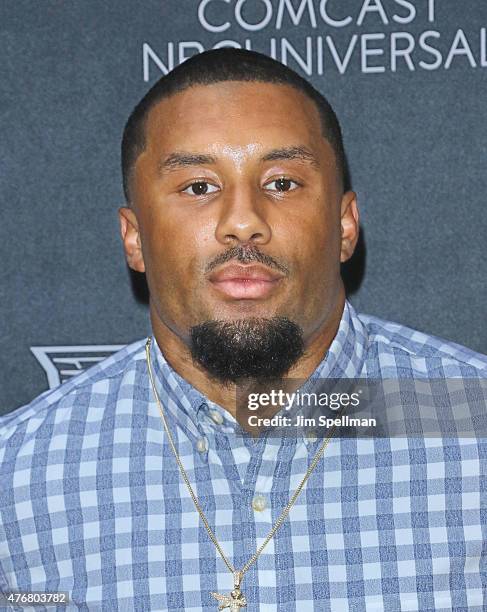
[209,409,224,425]
[251,494,268,512]
[196,437,208,453]
[305,429,318,441]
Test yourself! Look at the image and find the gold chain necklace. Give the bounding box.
[145,337,341,610]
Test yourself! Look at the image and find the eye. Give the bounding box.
[263,177,300,192]
[182,181,219,196]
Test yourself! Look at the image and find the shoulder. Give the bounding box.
[356,310,487,377]
[0,338,148,455]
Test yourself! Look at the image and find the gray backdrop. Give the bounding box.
[2,0,486,415]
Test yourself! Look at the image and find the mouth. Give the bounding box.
[211,278,282,299]
[208,264,285,300]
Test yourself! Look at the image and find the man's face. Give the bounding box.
[120,81,357,353]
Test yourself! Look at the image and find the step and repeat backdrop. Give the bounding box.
[2,0,486,414]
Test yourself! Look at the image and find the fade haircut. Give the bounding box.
[121,48,349,202]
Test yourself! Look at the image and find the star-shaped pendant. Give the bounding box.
[210,588,247,610]
[211,571,247,610]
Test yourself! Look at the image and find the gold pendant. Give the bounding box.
[211,571,247,610]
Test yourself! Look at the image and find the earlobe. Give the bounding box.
[118,206,146,273]
[339,191,359,263]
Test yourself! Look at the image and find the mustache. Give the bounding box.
[205,244,289,276]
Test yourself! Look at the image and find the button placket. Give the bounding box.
[209,409,224,425]
[196,436,208,453]
[305,428,318,443]
[251,494,268,512]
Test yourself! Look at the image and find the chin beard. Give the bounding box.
[189,316,305,384]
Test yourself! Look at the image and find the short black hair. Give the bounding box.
[121,48,349,202]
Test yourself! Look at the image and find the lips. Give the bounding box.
[209,264,283,283]
[208,264,285,299]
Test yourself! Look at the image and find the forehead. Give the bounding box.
[143,81,324,153]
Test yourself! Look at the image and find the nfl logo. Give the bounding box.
[31,345,125,390]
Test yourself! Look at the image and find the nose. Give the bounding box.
[214,185,272,246]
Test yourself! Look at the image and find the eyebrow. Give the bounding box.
[159,152,217,173]
[158,145,320,174]
[261,146,320,169]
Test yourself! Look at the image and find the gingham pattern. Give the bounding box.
[1,301,486,611]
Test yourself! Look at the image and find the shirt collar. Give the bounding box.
[147,299,368,450]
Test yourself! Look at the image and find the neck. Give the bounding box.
[150,290,346,419]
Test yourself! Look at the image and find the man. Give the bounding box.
[0,49,485,611]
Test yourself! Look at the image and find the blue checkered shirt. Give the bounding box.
[1,301,486,611]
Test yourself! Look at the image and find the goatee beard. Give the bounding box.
[189,316,305,385]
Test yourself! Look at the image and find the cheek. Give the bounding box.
[285,208,340,276]
[140,216,195,293]
[141,206,218,303]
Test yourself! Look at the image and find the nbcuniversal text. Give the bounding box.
[143,0,487,81]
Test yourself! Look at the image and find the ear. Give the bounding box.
[339,191,359,263]
[118,207,145,273]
